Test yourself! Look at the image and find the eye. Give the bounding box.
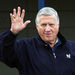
[49,24,55,27]
[41,24,47,27]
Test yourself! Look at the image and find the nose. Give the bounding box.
[45,25,51,32]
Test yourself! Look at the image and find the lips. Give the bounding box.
[43,32,53,37]
[45,34,52,37]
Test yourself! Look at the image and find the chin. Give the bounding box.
[46,37,53,40]
[45,38,52,42]
[41,36,53,42]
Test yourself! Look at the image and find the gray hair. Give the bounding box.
[35,7,59,24]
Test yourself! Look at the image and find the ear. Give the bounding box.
[36,24,38,30]
[57,21,60,26]
[57,22,60,27]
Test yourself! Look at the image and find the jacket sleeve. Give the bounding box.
[0,30,18,67]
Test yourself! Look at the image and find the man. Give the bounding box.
[0,7,75,75]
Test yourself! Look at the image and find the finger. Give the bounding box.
[10,13,15,23]
[24,20,31,27]
[17,7,21,17]
[21,9,25,19]
[13,8,16,17]
[10,13,13,21]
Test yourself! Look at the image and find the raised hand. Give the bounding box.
[10,7,31,34]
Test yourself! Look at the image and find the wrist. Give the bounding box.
[10,28,19,35]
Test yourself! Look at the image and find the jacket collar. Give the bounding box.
[36,32,67,46]
[57,32,67,45]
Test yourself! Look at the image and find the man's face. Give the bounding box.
[36,14,59,43]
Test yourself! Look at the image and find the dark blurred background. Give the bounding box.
[0,0,75,75]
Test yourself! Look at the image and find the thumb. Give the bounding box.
[24,20,31,27]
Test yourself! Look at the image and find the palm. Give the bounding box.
[11,17,24,32]
[10,7,31,34]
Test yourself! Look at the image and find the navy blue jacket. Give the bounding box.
[0,30,75,75]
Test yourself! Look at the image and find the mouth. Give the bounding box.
[43,32,53,37]
[45,34,52,37]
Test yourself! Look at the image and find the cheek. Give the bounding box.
[53,27,59,35]
[38,28,44,34]
[37,27,45,35]
[37,26,44,32]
